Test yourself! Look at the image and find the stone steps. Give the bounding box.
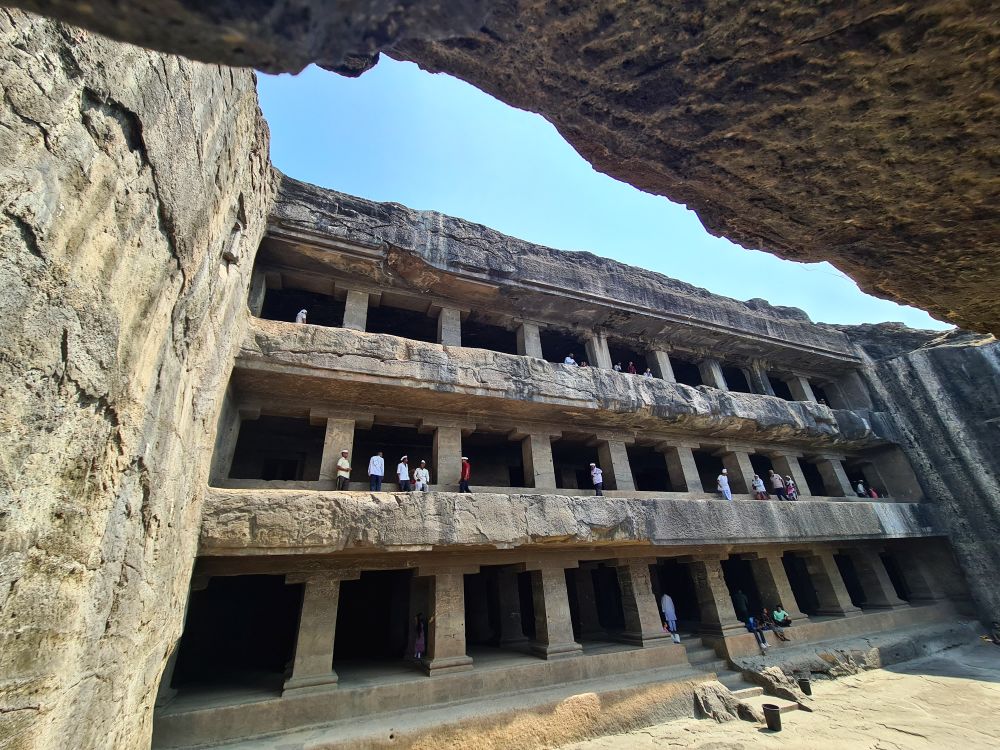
[741,694,801,714]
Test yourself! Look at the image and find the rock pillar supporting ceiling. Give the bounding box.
[6,0,999,333]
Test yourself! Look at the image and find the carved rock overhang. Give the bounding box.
[10,0,999,333]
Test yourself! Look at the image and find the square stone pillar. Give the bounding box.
[584,331,613,369]
[801,551,862,617]
[524,562,583,659]
[748,360,776,396]
[315,415,357,484]
[683,557,746,636]
[657,441,703,492]
[437,306,462,346]
[572,565,605,640]
[894,552,946,601]
[342,288,370,331]
[812,455,854,497]
[718,448,754,495]
[595,435,635,491]
[648,349,676,383]
[785,374,817,402]
[615,559,669,647]
[247,270,267,317]
[283,572,357,694]
[423,419,471,488]
[419,566,476,675]
[496,567,528,646]
[698,358,728,390]
[516,321,544,359]
[746,554,810,622]
[767,451,811,498]
[846,548,908,609]
[519,431,558,490]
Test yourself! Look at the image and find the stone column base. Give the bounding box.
[283,672,339,695]
[616,630,671,647]
[530,640,583,660]
[422,654,474,675]
[815,606,863,618]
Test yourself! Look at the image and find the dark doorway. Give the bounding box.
[770,378,794,401]
[539,328,589,365]
[693,450,724,495]
[228,416,324,481]
[812,383,832,406]
[350,425,433,484]
[334,570,412,661]
[462,317,519,355]
[800,460,826,496]
[172,575,300,691]
[627,444,670,491]
[591,566,626,632]
[721,366,753,393]
[653,559,701,629]
[721,558,761,622]
[259,287,345,328]
[748,454,774,493]
[366,303,438,343]
[463,431,525,487]
[552,438,600,490]
[608,343,648,375]
[671,356,703,387]
[464,571,501,646]
[782,554,819,615]
[834,554,866,608]
[880,553,911,602]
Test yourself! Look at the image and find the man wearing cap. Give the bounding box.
[368,450,384,491]
[413,460,430,491]
[717,468,733,501]
[336,449,351,491]
[459,456,472,493]
[397,455,410,492]
[590,462,604,496]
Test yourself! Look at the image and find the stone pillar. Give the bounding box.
[432,425,465,488]
[516,321,544,359]
[419,566,476,675]
[520,431,558,490]
[894,553,946,601]
[572,566,604,640]
[684,557,746,636]
[657,441,704,492]
[496,567,528,646]
[342,288,370,331]
[283,572,357,694]
[767,452,811,498]
[584,331,613,369]
[846,548,908,609]
[785,374,817,402]
[836,370,874,409]
[615,559,668,646]
[748,360,776,396]
[801,551,862,617]
[209,396,247,484]
[437,307,462,346]
[316,416,356,484]
[747,554,810,622]
[247,270,267,317]
[697,358,728,390]
[648,349,676,383]
[525,562,583,659]
[812,455,854,497]
[718,448,754,495]
[156,575,209,707]
[595,435,635,491]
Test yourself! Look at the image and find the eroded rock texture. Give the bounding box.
[0,10,272,748]
[848,325,1000,621]
[8,0,999,333]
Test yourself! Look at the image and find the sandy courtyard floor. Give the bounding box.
[561,642,1000,750]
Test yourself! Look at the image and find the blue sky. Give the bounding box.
[258,59,948,330]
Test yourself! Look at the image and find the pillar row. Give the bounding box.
[342,288,369,331]
[283,572,358,694]
[516,321,544,359]
[847,548,908,609]
[658,442,704,492]
[684,557,745,636]
[802,551,862,617]
[615,559,668,647]
[525,563,583,659]
[648,349,676,383]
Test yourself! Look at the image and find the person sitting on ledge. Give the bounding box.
[746,614,769,651]
[762,608,790,641]
[564,353,578,366]
[771,604,792,627]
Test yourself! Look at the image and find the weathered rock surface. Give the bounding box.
[693,681,764,723]
[845,324,1000,623]
[199,490,940,556]
[0,10,272,749]
[8,1,999,333]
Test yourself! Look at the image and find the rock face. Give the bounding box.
[7,1,999,333]
[846,325,1000,622]
[0,10,272,750]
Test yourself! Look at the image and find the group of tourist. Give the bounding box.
[751,470,799,501]
[855,479,881,499]
[733,589,794,650]
[564,353,655,378]
[335,450,473,493]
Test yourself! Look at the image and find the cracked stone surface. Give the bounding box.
[0,10,273,749]
[8,0,999,333]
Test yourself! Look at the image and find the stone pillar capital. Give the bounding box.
[285,570,360,585]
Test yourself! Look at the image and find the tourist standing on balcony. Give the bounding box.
[336,449,351,491]
[660,592,680,643]
[717,468,732,501]
[413,460,430,491]
[643,367,654,378]
[614,362,622,372]
[769,469,788,500]
[295,308,307,324]
[855,479,867,497]
[367,450,384,491]
[785,476,799,500]
[564,353,578,366]
[459,456,472,492]
[752,474,768,500]
[627,361,637,374]
[590,462,604,496]
[397,455,410,491]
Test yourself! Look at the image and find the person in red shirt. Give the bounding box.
[459,456,472,493]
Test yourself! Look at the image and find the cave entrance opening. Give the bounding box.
[539,328,589,366]
[692,450,724,496]
[607,342,648,375]
[721,366,753,393]
[721,557,763,622]
[259,286,346,328]
[366,301,438,343]
[462,316,519,355]
[781,553,820,615]
[228,415,324,481]
[671,356,703,387]
[626,444,670,491]
[351,424,433,488]
[652,558,701,632]
[462,430,525,488]
[551,437,600,490]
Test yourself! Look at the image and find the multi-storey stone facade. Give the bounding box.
[150,176,973,748]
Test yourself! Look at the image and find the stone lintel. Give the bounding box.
[516,558,580,573]
[807,453,849,463]
[610,557,657,568]
[426,302,472,318]
[285,570,360,585]
[653,438,702,451]
[415,563,482,577]
[762,448,804,459]
[712,443,757,456]
[417,417,477,434]
[587,430,636,446]
[507,426,562,441]
[308,409,374,429]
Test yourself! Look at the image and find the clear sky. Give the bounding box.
[257,59,949,330]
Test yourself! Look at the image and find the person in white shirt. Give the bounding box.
[643,368,654,378]
[855,480,867,497]
[590,462,604,496]
[368,450,384,491]
[717,468,733,501]
[413,460,430,491]
[295,309,307,324]
[769,469,787,500]
[660,593,680,643]
[335,449,351,491]
[564,353,578,366]
[396,455,410,491]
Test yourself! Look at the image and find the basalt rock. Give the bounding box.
[693,681,764,723]
[7,0,999,333]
